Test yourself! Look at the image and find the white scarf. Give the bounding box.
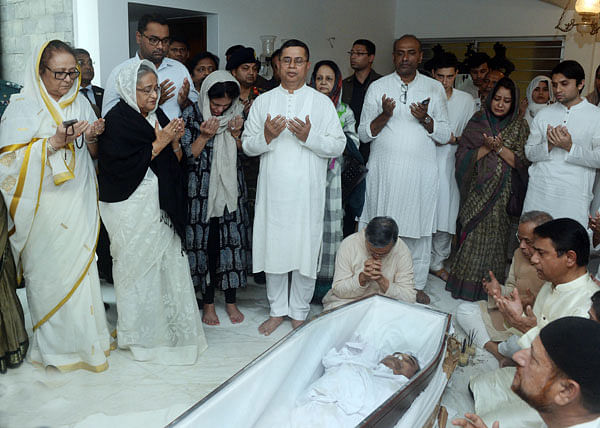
[525,75,553,123]
[199,70,244,220]
[114,59,160,127]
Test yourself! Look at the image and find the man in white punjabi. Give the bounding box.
[453,317,600,428]
[457,52,490,111]
[322,216,416,310]
[523,60,600,227]
[468,218,600,428]
[358,35,451,304]
[429,52,476,282]
[102,13,197,119]
[242,39,346,335]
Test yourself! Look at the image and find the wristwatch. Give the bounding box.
[422,115,432,125]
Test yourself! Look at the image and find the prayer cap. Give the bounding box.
[539,317,600,398]
[226,47,260,71]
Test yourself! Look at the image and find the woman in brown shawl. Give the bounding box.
[446,77,529,301]
[0,193,28,373]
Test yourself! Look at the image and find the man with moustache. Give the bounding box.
[453,317,600,428]
[523,60,600,228]
[102,13,198,119]
[226,47,263,117]
[167,34,189,65]
[358,34,451,304]
[74,48,104,117]
[467,218,599,428]
[458,52,491,110]
[243,39,346,336]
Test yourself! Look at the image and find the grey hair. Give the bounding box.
[365,216,399,248]
[136,62,157,83]
[519,210,553,227]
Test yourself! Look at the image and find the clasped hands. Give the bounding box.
[50,118,105,150]
[546,124,572,151]
[358,257,389,293]
[264,114,311,144]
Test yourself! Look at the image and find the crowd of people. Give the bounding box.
[0,10,599,428]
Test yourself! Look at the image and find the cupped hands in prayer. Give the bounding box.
[546,124,572,151]
[495,288,537,333]
[264,114,286,144]
[85,118,105,141]
[228,115,244,139]
[287,115,311,142]
[482,270,501,299]
[382,94,396,117]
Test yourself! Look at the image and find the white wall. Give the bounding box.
[394,0,600,94]
[85,0,397,87]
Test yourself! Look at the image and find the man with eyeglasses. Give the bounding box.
[468,218,600,428]
[102,13,198,120]
[358,34,451,305]
[243,39,346,336]
[454,210,550,364]
[74,48,104,118]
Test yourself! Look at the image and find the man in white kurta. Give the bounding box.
[523,60,600,227]
[429,54,477,279]
[358,36,450,304]
[242,40,346,335]
[469,218,600,428]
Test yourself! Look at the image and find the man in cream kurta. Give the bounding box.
[242,40,346,335]
[523,60,600,227]
[430,53,477,278]
[358,35,450,304]
[469,218,600,428]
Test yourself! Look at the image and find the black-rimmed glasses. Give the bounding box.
[142,34,171,47]
[45,66,80,81]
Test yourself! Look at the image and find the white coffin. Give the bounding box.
[168,295,452,427]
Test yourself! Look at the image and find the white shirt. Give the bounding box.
[434,88,476,233]
[357,72,451,238]
[101,54,198,119]
[80,84,95,105]
[242,84,345,278]
[523,99,600,226]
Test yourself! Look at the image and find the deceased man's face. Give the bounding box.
[380,352,419,378]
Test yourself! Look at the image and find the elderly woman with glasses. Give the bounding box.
[98,59,207,364]
[0,40,110,372]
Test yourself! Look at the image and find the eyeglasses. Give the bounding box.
[348,51,369,56]
[400,83,408,104]
[515,232,533,246]
[136,86,160,96]
[142,34,171,47]
[45,66,80,81]
[281,57,307,66]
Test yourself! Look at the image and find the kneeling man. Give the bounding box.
[322,216,416,311]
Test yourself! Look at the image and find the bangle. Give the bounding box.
[47,138,58,153]
[497,146,503,154]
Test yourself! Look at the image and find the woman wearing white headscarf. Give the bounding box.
[0,40,110,372]
[98,59,207,364]
[181,70,251,326]
[521,75,553,127]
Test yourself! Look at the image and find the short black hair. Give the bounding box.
[592,290,600,320]
[225,45,244,57]
[74,48,90,57]
[552,60,585,89]
[353,39,376,55]
[137,13,168,34]
[280,39,310,61]
[432,52,459,72]
[466,52,490,70]
[394,34,421,52]
[39,40,76,75]
[170,34,189,48]
[533,218,590,266]
[365,216,399,248]
[207,81,240,101]
[189,51,219,73]
[269,48,282,65]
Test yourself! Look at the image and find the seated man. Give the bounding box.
[289,339,420,428]
[453,317,600,428]
[455,211,551,362]
[469,218,600,428]
[322,216,416,311]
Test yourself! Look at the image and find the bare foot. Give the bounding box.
[416,290,431,304]
[258,316,284,336]
[291,319,304,329]
[202,304,220,326]
[225,303,244,324]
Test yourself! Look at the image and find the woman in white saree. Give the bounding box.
[0,40,111,372]
[98,59,207,364]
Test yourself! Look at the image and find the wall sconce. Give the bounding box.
[556,0,600,35]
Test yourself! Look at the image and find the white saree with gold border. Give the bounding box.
[0,42,111,372]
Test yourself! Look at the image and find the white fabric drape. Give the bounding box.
[199,70,244,220]
[0,41,110,371]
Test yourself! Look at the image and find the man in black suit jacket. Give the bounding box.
[75,48,104,118]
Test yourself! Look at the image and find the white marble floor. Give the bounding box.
[0,275,499,428]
